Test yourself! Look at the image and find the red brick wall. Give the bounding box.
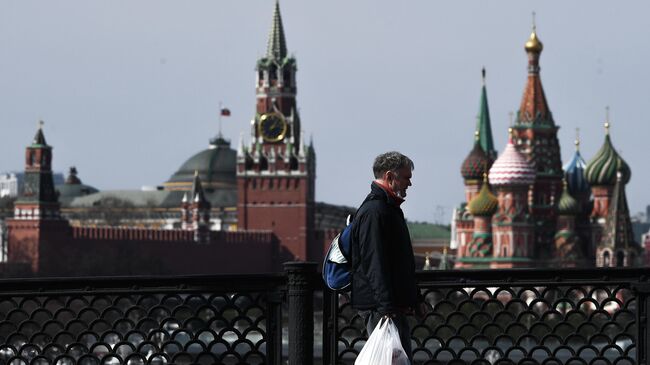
[7,221,286,277]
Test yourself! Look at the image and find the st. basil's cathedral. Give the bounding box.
[453,25,642,269]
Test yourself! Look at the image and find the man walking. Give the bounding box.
[350,151,424,362]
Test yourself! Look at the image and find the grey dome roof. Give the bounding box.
[165,137,236,190]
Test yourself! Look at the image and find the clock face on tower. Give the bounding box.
[259,112,288,142]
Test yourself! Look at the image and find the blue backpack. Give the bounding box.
[323,214,354,290]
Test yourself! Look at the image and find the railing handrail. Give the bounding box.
[414,267,650,285]
[0,272,288,295]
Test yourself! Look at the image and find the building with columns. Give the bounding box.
[453,25,642,268]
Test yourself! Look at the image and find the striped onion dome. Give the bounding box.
[584,127,631,186]
[468,177,498,216]
[461,138,491,181]
[558,180,580,215]
[489,133,536,186]
[563,144,590,195]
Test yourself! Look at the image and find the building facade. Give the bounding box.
[454,26,642,269]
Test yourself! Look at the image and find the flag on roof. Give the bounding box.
[220,108,231,117]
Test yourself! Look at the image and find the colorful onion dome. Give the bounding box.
[489,130,536,186]
[468,176,498,216]
[525,28,543,53]
[558,180,580,215]
[461,132,491,180]
[584,123,631,186]
[563,139,590,195]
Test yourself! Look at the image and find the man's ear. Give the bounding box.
[383,170,394,184]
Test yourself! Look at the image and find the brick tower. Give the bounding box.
[511,24,563,262]
[6,123,70,273]
[236,1,316,261]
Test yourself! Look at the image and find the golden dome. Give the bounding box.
[525,29,543,53]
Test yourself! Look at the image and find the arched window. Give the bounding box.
[603,251,610,267]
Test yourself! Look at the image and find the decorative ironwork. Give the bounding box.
[330,268,649,365]
[0,267,647,365]
[0,275,284,365]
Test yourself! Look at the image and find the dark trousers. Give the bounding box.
[360,310,413,363]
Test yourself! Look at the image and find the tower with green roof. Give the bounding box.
[6,123,70,273]
[476,68,497,161]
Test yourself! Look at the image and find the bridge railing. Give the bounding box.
[0,264,647,365]
[327,267,650,365]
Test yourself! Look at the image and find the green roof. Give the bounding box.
[408,222,451,240]
[476,69,496,159]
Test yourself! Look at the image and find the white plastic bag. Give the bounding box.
[355,317,410,365]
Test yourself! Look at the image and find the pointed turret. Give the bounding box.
[596,171,639,267]
[33,122,48,146]
[477,68,497,161]
[266,0,288,61]
[190,170,208,205]
[189,171,211,243]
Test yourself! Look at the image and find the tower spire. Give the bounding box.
[266,0,288,61]
[476,68,496,160]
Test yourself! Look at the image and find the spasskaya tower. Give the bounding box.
[236,1,316,261]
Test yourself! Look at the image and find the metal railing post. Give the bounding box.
[634,280,650,365]
[285,261,316,365]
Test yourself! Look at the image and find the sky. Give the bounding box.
[0,1,648,224]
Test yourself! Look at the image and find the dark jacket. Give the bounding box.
[350,182,420,314]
